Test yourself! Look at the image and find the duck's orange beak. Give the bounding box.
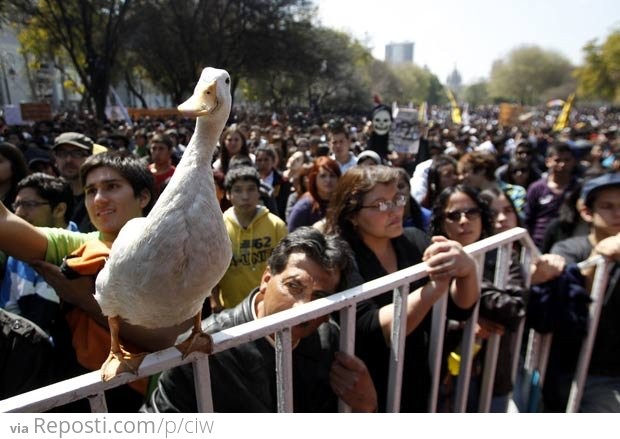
[177,79,218,117]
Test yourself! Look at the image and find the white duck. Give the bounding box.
[95,67,233,381]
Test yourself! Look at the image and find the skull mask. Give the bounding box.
[372,108,392,136]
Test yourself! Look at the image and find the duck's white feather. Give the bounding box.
[95,67,232,328]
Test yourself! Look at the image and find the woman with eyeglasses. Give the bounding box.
[0,142,28,212]
[430,184,531,412]
[325,165,479,412]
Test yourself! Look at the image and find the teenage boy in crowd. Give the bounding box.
[545,172,620,412]
[211,166,287,311]
[0,152,179,410]
[524,142,580,249]
[0,173,76,334]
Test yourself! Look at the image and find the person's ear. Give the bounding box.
[258,268,272,295]
[52,202,67,223]
[225,191,232,201]
[138,188,152,210]
[577,199,593,223]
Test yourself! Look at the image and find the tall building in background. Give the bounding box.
[385,42,414,65]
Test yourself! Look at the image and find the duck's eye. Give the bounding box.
[225,78,230,85]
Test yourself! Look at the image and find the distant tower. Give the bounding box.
[446,65,462,93]
[385,42,415,65]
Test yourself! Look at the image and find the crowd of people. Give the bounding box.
[0,101,620,413]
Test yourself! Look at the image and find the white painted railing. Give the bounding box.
[0,227,610,413]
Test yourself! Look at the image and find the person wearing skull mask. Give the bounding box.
[367,105,392,162]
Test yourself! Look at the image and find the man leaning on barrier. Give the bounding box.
[543,172,620,412]
[142,227,378,413]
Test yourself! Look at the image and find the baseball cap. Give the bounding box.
[580,172,620,207]
[53,132,94,152]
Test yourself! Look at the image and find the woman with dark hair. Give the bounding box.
[481,186,566,286]
[285,159,312,221]
[480,186,522,231]
[503,158,539,190]
[0,142,29,211]
[325,165,479,412]
[287,156,340,232]
[421,154,459,210]
[431,184,527,412]
[429,184,494,241]
[212,126,253,175]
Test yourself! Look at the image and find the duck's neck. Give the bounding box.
[177,119,221,170]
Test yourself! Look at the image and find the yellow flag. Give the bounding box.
[446,88,462,125]
[418,101,428,124]
[553,93,575,132]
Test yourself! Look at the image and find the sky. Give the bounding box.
[314,0,620,84]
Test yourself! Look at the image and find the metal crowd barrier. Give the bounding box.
[0,227,610,413]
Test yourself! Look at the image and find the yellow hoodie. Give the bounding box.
[218,205,287,308]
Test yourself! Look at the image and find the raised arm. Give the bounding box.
[377,278,449,344]
[581,233,620,292]
[0,200,48,261]
[376,236,479,345]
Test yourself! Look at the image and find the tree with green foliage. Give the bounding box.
[388,64,444,106]
[127,0,317,107]
[12,0,139,121]
[463,80,490,106]
[241,25,375,114]
[488,45,573,105]
[574,29,620,103]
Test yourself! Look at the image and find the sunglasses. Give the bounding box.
[444,207,481,222]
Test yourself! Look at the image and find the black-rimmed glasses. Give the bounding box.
[12,200,50,210]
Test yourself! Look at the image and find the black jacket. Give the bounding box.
[349,228,474,412]
[141,289,339,412]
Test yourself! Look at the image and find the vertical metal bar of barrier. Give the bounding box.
[512,243,533,386]
[523,329,539,375]
[428,294,448,412]
[452,253,485,412]
[566,257,611,413]
[452,306,479,412]
[386,285,409,413]
[520,328,540,409]
[338,305,356,413]
[478,244,511,412]
[518,236,544,412]
[275,328,294,412]
[479,335,500,412]
[87,392,108,412]
[510,319,525,395]
[537,334,553,385]
[511,235,533,387]
[194,355,214,412]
